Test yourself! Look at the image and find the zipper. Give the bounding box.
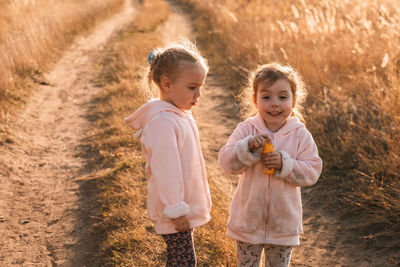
[265,132,275,242]
[265,175,271,242]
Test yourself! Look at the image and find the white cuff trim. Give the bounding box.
[276,151,294,178]
[235,136,262,167]
[163,201,190,219]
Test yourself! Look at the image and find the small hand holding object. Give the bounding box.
[171,215,191,232]
[249,134,271,152]
[263,151,282,171]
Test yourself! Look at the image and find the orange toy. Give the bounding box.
[263,141,275,175]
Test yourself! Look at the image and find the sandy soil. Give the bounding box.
[0,1,135,266]
[0,0,397,266]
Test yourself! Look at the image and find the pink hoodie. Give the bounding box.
[125,99,211,234]
[218,114,322,245]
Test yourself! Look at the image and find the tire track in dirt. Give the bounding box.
[0,1,135,266]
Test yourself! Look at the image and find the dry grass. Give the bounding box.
[0,0,124,121]
[176,0,400,250]
[81,0,235,265]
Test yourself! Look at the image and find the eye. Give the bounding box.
[280,95,288,100]
[188,86,198,90]
[262,95,270,99]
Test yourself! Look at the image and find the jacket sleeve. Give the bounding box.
[218,123,262,174]
[276,129,322,187]
[141,116,189,219]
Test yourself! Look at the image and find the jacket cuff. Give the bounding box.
[235,136,262,167]
[163,201,190,219]
[276,151,294,178]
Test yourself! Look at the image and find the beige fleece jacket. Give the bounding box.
[218,115,322,245]
[125,99,211,234]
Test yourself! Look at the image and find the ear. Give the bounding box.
[160,76,171,92]
[253,93,257,106]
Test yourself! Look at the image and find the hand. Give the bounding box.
[249,134,271,152]
[263,151,282,170]
[171,215,191,232]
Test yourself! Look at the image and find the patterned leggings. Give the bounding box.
[161,229,196,267]
[236,241,292,267]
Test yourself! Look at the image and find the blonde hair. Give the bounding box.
[238,62,307,122]
[146,40,208,96]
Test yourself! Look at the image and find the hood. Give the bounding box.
[247,113,305,135]
[124,99,188,134]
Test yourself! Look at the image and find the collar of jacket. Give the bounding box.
[247,113,305,136]
[125,99,191,130]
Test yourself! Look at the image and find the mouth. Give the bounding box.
[268,111,281,117]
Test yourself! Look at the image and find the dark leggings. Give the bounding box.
[162,229,196,267]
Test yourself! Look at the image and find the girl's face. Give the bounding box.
[160,61,207,110]
[253,78,296,132]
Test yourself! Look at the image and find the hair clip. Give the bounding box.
[147,49,156,64]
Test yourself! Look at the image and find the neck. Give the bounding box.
[264,119,288,132]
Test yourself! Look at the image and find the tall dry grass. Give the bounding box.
[176,0,400,250]
[0,0,124,119]
[80,0,235,264]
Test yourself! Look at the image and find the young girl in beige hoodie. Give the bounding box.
[124,41,211,266]
[218,63,322,266]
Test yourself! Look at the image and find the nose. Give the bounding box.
[270,97,279,107]
[195,87,201,98]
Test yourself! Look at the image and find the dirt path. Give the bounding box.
[0,1,135,266]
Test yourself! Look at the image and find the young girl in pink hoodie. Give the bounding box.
[218,63,322,266]
[124,41,211,266]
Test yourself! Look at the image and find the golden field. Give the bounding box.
[0,0,124,119]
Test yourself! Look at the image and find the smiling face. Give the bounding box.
[160,61,207,110]
[253,78,296,132]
